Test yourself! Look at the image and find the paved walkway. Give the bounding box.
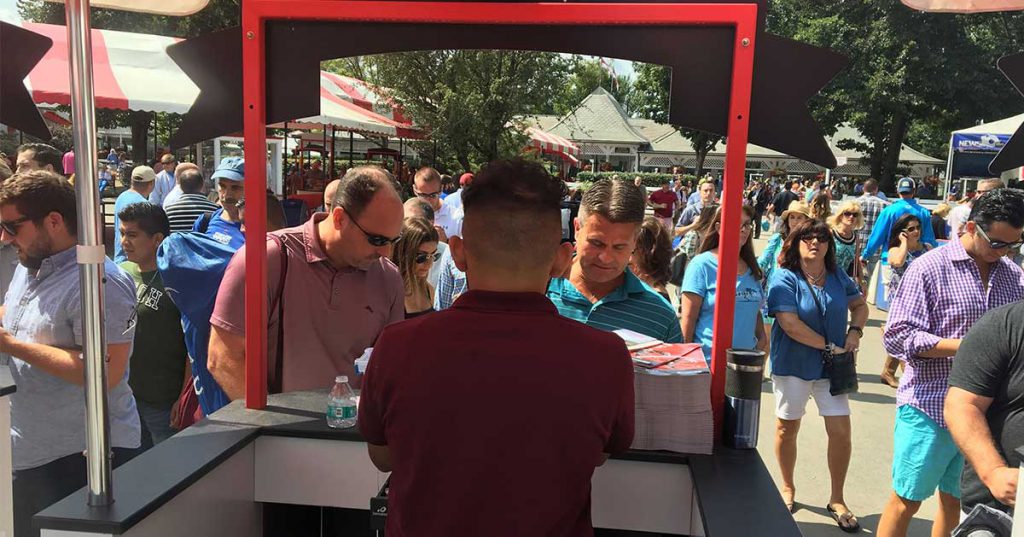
[749,236,939,536]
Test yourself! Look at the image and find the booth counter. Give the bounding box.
[34,389,798,537]
[1,368,15,537]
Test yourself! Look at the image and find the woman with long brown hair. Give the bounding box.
[389,216,441,318]
[679,205,767,364]
[629,216,674,303]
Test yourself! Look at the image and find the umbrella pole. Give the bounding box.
[65,0,114,507]
[330,126,336,178]
[349,131,354,167]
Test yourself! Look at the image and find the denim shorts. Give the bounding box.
[891,405,964,501]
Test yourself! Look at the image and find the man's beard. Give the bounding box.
[18,231,54,271]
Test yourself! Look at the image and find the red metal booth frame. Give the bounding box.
[241,1,757,439]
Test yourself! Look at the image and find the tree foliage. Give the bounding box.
[552,58,632,116]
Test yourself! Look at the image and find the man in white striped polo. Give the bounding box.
[547,178,682,343]
[163,167,219,233]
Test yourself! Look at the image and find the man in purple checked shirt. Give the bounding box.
[877,188,1024,537]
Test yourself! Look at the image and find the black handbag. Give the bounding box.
[805,278,859,396]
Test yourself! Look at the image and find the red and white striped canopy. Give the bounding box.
[901,0,1024,11]
[527,126,580,159]
[20,22,422,138]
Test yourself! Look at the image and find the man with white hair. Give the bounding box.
[946,178,1005,237]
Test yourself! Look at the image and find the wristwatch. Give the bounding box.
[848,326,864,337]
[824,343,836,354]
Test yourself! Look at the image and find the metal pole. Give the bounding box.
[330,126,336,178]
[349,131,354,166]
[65,0,113,506]
[152,114,158,159]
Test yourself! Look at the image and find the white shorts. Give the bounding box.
[772,374,850,420]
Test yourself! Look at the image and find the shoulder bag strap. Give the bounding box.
[267,234,289,394]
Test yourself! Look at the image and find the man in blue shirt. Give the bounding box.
[194,157,245,249]
[0,171,140,537]
[860,177,937,263]
[548,178,682,343]
[113,165,156,263]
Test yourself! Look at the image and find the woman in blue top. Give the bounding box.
[767,219,869,531]
[680,205,767,364]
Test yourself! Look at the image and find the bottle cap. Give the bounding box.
[336,375,348,384]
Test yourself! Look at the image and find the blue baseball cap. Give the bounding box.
[897,177,916,193]
[212,157,244,182]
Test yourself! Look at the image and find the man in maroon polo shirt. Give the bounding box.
[648,177,678,231]
[359,158,636,537]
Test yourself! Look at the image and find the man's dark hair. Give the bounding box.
[118,202,170,237]
[405,198,434,222]
[578,178,645,224]
[178,168,205,194]
[970,188,1024,230]
[784,180,794,190]
[888,213,923,249]
[332,166,399,218]
[17,143,62,172]
[778,218,837,273]
[0,170,77,235]
[462,158,566,270]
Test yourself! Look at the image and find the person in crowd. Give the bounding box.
[149,153,177,206]
[324,178,341,213]
[194,157,246,248]
[946,178,1004,237]
[946,299,1024,518]
[759,200,812,285]
[2,171,140,537]
[809,191,832,221]
[113,166,156,263]
[828,201,863,279]
[390,216,440,319]
[877,189,1024,537]
[805,180,822,202]
[414,167,462,240]
[649,177,678,231]
[359,158,634,537]
[117,203,188,447]
[855,179,888,284]
[433,245,467,311]
[629,216,674,303]
[209,165,405,399]
[548,178,681,343]
[444,172,472,213]
[931,202,952,241]
[767,219,868,531]
[879,214,932,389]
[403,198,447,288]
[767,180,801,233]
[163,167,220,233]
[860,177,936,267]
[0,162,16,349]
[680,205,720,261]
[676,178,716,233]
[62,149,75,178]
[160,162,199,209]
[752,181,773,239]
[681,205,767,365]
[15,143,63,174]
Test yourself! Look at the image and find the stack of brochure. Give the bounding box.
[614,330,713,454]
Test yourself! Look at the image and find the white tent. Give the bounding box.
[946,113,1024,192]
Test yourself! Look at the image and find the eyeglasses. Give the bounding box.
[414,189,441,200]
[346,211,402,247]
[800,235,830,244]
[975,224,1024,251]
[0,215,33,236]
[415,251,442,264]
[740,222,754,231]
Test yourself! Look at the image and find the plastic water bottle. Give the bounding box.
[327,375,358,428]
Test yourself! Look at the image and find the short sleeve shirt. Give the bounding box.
[682,252,764,363]
[5,248,140,470]
[547,269,682,343]
[767,267,861,380]
[948,301,1024,514]
[211,214,405,390]
[359,291,634,537]
[194,208,245,250]
[649,189,677,218]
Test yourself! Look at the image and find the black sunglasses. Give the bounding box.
[800,234,830,244]
[347,212,401,247]
[0,215,33,236]
[415,251,442,264]
[975,224,1024,251]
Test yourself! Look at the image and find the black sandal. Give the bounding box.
[826,504,861,533]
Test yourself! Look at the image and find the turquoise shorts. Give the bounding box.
[892,405,964,501]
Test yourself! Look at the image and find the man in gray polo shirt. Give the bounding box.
[0,171,140,537]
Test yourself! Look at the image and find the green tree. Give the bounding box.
[627,62,722,178]
[18,0,240,162]
[553,58,632,116]
[768,0,1024,190]
[354,50,571,171]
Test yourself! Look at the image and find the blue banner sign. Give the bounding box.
[953,133,1012,153]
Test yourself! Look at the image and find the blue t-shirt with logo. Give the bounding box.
[681,251,764,363]
[193,208,245,250]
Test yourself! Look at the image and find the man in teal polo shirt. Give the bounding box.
[548,178,682,343]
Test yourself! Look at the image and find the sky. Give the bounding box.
[0,0,19,22]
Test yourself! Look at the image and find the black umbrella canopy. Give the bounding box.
[0,21,53,141]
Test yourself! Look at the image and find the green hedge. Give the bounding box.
[574,172,698,188]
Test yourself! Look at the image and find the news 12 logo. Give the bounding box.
[959,135,1005,150]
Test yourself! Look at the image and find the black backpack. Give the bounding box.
[668,248,688,287]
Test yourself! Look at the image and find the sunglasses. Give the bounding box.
[0,215,33,236]
[415,251,442,264]
[414,189,441,200]
[800,235,830,244]
[903,226,921,233]
[347,212,402,247]
[841,211,859,218]
[975,224,1024,251]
